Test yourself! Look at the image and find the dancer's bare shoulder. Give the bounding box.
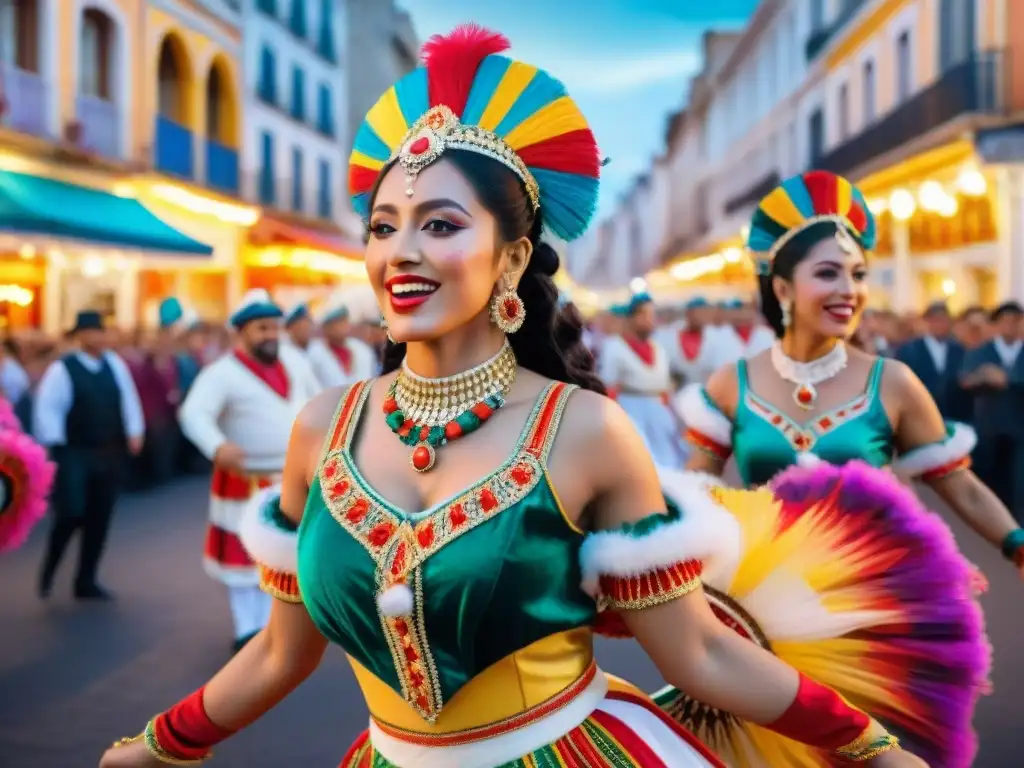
[704,360,741,418]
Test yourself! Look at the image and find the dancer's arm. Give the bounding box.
[681,363,737,476]
[887,360,1023,570]
[583,401,915,765]
[99,396,334,768]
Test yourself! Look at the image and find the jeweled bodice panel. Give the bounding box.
[733,359,893,486]
[296,381,595,723]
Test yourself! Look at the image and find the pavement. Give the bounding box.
[0,475,1021,767]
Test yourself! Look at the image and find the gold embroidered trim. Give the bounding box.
[745,391,871,452]
[258,565,302,603]
[599,559,703,611]
[836,720,900,760]
[320,381,576,722]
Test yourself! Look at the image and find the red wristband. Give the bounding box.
[154,687,235,759]
[766,674,870,751]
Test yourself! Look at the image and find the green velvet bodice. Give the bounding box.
[733,358,893,486]
[296,381,595,722]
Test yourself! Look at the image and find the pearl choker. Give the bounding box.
[769,341,848,410]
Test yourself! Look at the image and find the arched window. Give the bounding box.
[157,35,187,122]
[2,0,40,72]
[79,8,113,99]
[206,64,224,139]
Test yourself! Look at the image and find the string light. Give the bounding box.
[889,189,916,221]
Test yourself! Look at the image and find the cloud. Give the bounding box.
[555,48,704,94]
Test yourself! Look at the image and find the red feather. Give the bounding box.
[803,169,839,215]
[348,164,379,196]
[847,201,868,234]
[516,129,601,177]
[421,24,511,117]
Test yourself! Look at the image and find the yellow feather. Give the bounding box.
[349,150,385,172]
[365,87,409,150]
[503,96,589,150]
[759,187,807,230]
[836,176,853,217]
[478,62,537,131]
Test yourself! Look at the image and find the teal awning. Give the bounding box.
[0,170,213,256]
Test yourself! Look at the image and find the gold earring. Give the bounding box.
[491,283,525,334]
[781,301,792,329]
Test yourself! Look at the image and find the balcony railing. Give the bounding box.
[1,65,50,138]
[155,115,195,179]
[205,138,239,194]
[805,0,869,63]
[76,94,121,159]
[816,52,1006,178]
[724,171,780,216]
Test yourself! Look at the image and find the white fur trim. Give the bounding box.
[237,484,298,573]
[796,451,823,467]
[892,421,976,478]
[579,468,741,596]
[674,383,732,448]
[377,584,415,617]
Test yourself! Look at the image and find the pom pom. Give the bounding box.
[377,583,414,617]
[421,24,510,117]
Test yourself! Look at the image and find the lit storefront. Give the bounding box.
[643,243,757,307]
[244,214,367,311]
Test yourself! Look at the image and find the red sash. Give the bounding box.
[736,325,753,344]
[623,335,655,366]
[330,343,353,375]
[234,349,290,399]
[679,329,702,361]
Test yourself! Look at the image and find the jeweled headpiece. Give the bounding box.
[748,170,876,276]
[348,25,601,242]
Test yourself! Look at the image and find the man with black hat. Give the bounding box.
[179,290,320,651]
[33,310,144,600]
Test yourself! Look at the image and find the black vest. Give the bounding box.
[62,354,125,449]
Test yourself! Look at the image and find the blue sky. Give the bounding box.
[397,0,759,217]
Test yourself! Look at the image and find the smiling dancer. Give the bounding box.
[103,28,930,768]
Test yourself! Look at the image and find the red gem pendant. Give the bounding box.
[794,384,816,410]
[411,443,436,473]
[409,136,430,155]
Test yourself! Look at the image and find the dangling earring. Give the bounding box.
[781,301,792,330]
[490,282,525,334]
[381,316,395,344]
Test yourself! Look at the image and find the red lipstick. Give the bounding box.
[385,274,441,314]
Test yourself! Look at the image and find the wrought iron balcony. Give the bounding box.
[1,65,50,138]
[155,115,195,179]
[76,95,121,159]
[805,0,869,63]
[205,138,239,194]
[724,171,781,216]
[816,52,1006,178]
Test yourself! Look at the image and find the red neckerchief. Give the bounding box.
[679,329,703,361]
[234,349,289,399]
[624,334,655,366]
[736,325,753,344]
[329,342,352,374]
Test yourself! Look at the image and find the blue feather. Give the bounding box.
[494,69,567,137]
[461,55,513,124]
[532,168,598,242]
[353,121,392,163]
[780,175,816,219]
[393,68,430,127]
[851,187,878,249]
[352,192,371,219]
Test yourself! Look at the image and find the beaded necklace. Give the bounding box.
[383,341,518,472]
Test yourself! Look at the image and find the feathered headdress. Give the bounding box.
[348,24,601,242]
[748,170,876,275]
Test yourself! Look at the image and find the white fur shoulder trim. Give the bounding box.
[674,383,732,447]
[579,468,740,596]
[238,485,298,573]
[892,421,977,478]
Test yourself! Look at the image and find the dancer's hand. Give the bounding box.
[214,441,245,471]
[870,749,929,767]
[98,739,164,767]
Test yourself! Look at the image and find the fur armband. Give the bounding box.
[893,421,976,481]
[238,485,302,603]
[675,383,732,460]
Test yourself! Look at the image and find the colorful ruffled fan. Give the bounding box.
[748,170,877,275]
[348,24,601,242]
[653,462,989,768]
[0,397,55,553]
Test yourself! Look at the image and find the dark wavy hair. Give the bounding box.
[757,220,853,338]
[370,150,605,395]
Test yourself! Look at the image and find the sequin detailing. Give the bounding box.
[258,565,302,603]
[599,559,703,611]
[745,390,871,453]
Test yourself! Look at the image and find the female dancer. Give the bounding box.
[666,170,1010,765]
[101,29,922,767]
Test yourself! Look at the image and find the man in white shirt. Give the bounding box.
[179,290,320,651]
[34,311,144,601]
[307,301,379,388]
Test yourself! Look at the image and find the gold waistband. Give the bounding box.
[350,628,594,736]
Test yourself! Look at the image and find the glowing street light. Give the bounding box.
[889,189,916,221]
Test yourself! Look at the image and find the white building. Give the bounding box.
[241,0,348,227]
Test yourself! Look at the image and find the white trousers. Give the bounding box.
[228,584,271,640]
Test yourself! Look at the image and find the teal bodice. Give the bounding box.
[732,358,893,486]
[296,380,595,722]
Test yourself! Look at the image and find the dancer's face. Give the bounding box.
[779,235,868,339]
[365,159,527,344]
